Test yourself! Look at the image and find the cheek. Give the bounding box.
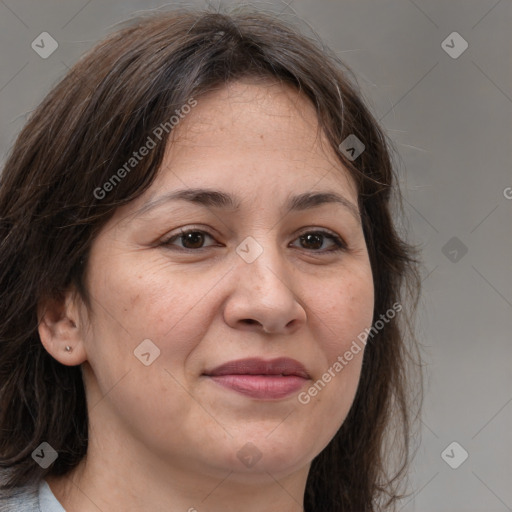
[299,264,373,427]
[84,252,226,383]
[81,257,213,432]
[317,264,375,356]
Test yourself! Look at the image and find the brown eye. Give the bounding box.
[162,229,216,250]
[181,231,206,249]
[162,228,346,254]
[300,233,323,250]
[292,230,346,253]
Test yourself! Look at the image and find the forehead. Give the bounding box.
[178,79,316,136]
[108,80,360,230]
[159,79,357,197]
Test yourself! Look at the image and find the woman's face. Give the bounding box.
[73,80,374,481]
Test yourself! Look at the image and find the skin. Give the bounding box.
[38,79,374,512]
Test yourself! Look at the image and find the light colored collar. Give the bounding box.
[39,480,66,512]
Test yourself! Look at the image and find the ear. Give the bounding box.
[37,288,87,366]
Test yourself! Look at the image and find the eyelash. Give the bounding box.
[161,227,347,254]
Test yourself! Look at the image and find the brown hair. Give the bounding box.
[0,7,421,510]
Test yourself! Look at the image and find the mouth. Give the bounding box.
[203,357,310,400]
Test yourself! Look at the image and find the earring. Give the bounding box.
[65,345,72,352]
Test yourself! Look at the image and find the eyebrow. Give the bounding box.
[134,188,361,222]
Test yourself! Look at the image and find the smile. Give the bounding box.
[203,357,310,400]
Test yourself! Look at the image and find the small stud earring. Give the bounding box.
[65,345,72,352]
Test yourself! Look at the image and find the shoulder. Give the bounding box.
[0,473,40,512]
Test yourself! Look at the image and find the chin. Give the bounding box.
[214,431,317,478]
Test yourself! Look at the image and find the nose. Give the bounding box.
[222,241,307,335]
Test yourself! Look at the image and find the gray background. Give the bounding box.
[1,1,511,510]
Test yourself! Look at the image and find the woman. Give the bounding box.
[0,7,421,511]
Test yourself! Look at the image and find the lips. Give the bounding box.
[203,357,310,400]
[204,357,310,379]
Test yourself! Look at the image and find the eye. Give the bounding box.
[290,230,346,253]
[161,228,347,253]
[161,228,217,251]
